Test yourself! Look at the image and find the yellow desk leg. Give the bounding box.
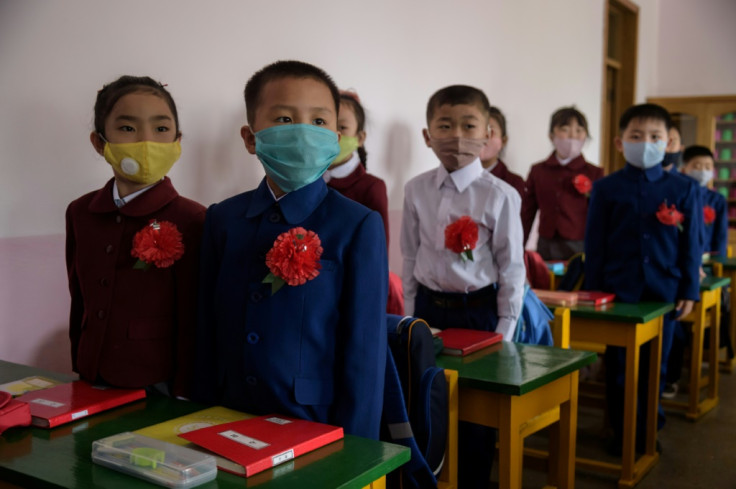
[499,396,524,489]
[362,476,385,489]
[620,329,640,485]
[552,307,571,349]
[552,371,578,489]
[689,297,707,417]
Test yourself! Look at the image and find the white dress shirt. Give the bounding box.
[400,158,525,340]
[112,180,159,207]
[323,152,361,182]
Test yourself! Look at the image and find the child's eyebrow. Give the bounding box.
[270,104,334,115]
[114,114,172,122]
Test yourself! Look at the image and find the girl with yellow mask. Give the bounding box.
[66,76,205,398]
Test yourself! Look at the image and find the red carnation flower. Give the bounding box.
[656,201,684,231]
[704,205,716,226]
[445,216,479,262]
[573,174,592,196]
[131,220,185,269]
[263,227,323,293]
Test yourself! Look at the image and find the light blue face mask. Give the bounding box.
[253,124,339,193]
[623,140,667,169]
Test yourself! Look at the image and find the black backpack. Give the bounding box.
[383,315,449,489]
[557,252,586,291]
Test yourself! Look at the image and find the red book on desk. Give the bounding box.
[16,380,145,428]
[575,291,616,306]
[435,328,503,356]
[179,414,344,477]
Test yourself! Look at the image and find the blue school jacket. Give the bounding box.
[701,186,728,258]
[583,163,701,303]
[194,178,388,439]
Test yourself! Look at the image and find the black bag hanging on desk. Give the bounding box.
[383,315,448,489]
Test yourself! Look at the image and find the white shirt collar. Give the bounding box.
[324,152,361,181]
[486,160,499,172]
[266,179,287,201]
[112,180,159,208]
[556,154,574,165]
[435,158,484,193]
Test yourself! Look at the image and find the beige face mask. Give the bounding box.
[103,140,181,184]
[428,136,487,171]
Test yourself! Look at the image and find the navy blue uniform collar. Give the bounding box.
[246,177,328,223]
[623,162,663,182]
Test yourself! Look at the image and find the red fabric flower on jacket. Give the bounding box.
[131,220,185,269]
[704,205,716,226]
[445,216,479,262]
[264,227,323,293]
[656,201,684,231]
[573,174,592,196]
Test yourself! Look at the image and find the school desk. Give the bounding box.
[661,276,729,420]
[436,342,596,489]
[0,360,409,489]
[544,301,672,489]
[708,256,736,372]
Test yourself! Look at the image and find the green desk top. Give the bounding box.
[0,361,409,489]
[700,276,731,291]
[549,301,675,323]
[708,256,736,269]
[436,343,596,396]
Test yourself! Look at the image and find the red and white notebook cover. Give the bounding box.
[435,328,503,356]
[575,291,616,306]
[532,289,578,307]
[16,380,145,428]
[179,414,344,477]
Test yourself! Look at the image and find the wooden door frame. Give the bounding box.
[600,0,639,174]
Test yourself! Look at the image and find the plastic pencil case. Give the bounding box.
[92,432,217,488]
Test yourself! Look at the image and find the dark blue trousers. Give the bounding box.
[415,284,498,489]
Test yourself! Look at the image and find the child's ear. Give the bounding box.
[90,132,105,156]
[614,136,624,152]
[241,125,257,155]
[357,130,366,146]
[422,129,432,148]
[502,135,509,146]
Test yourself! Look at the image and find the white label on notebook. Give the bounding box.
[265,417,291,425]
[272,449,294,466]
[71,410,88,419]
[27,377,53,388]
[31,398,64,408]
[219,430,270,450]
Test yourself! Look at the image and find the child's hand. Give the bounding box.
[699,267,706,281]
[675,299,695,319]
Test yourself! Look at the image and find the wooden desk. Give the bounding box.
[437,343,596,489]
[708,256,736,372]
[550,301,672,489]
[0,361,409,489]
[662,276,729,420]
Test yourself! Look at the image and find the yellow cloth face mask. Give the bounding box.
[103,140,181,184]
[331,135,359,167]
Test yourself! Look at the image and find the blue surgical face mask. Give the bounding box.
[252,124,339,193]
[623,140,667,169]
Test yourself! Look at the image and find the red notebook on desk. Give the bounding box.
[179,414,344,477]
[16,380,145,428]
[435,328,503,356]
[575,291,616,306]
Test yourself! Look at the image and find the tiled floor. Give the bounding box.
[490,358,736,488]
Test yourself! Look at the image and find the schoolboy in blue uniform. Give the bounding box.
[402,85,525,489]
[194,61,388,440]
[584,104,702,453]
[665,145,729,395]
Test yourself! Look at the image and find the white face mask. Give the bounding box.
[686,168,714,187]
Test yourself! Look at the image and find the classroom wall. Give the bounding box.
[2,0,727,372]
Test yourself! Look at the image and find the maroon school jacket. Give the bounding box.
[521,152,603,242]
[490,159,526,199]
[65,177,205,397]
[327,164,390,246]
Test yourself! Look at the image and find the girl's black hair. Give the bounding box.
[94,75,179,138]
[340,92,368,168]
[549,106,588,135]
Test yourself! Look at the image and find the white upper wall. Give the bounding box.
[0,0,606,238]
[652,0,736,96]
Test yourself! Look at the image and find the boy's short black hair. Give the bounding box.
[549,106,588,135]
[683,145,714,163]
[244,60,340,125]
[426,85,490,125]
[618,103,672,132]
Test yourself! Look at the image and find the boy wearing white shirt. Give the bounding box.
[400,85,525,489]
